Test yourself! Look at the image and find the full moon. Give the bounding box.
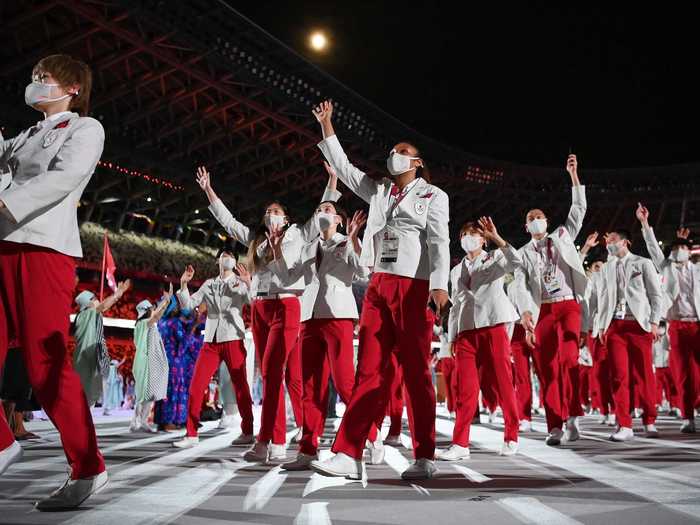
[309,31,328,51]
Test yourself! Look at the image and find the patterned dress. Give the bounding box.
[154,316,187,426]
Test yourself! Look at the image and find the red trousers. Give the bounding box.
[332,273,435,460]
[297,318,378,455]
[606,320,657,427]
[511,324,534,421]
[385,352,405,436]
[452,324,519,445]
[186,340,254,437]
[285,337,303,427]
[655,367,680,408]
[436,357,458,413]
[579,366,592,407]
[0,241,104,479]
[591,336,615,415]
[251,297,301,444]
[533,300,583,431]
[668,321,700,419]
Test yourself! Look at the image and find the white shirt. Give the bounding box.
[614,253,637,320]
[534,237,575,300]
[318,135,451,291]
[670,263,698,320]
[0,112,104,257]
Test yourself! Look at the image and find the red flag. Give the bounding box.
[100,233,117,300]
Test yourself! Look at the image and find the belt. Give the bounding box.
[541,295,575,304]
[675,317,699,323]
[255,292,298,300]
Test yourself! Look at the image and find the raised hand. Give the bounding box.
[236,263,252,288]
[677,227,691,240]
[181,264,195,284]
[265,225,285,259]
[323,161,338,187]
[312,100,333,123]
[477,216,506,247]
[347,210,367,240]
[117,279,132,295]
[584,232,599,248]
[635,202,650,225]
[566,154,578,177]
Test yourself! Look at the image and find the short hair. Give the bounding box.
[33,54,92,116]
[671,238,692,250]
[611,229,633,244]
[459,220,480,237]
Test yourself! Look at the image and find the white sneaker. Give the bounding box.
[488,411,497,424]
[384,434,402,447]
[310,452,363,480]
[436,444,470,461]
[564,417,580,442]
[140,424,158,433]
[598,414,609,425]
[172,436,199,449]
[232,433,255,445]
[268,443,287,463]
[545,428,564,446]
[644,424,660,438]
[218,414,237,429]
[671,407,682,419]
[243,442,269,462]
[401,458,437,480]
[607,414,617,427]
[499,441,519,456]
[680,419,696,433]
[35,470,108,511]
[102,409,111,416]
[291,428,303,444]
[0,441,23,475]
[519,420,532,432]
[610,426,634,442]
[366,437,385,465]
[281,453,317,471]
[633,408,642,419]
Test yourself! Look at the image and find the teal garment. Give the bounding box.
[72,308,103,405]
[104,360,124,409]
[133,319,150,403]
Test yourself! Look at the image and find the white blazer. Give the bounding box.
[208,186,340,298]
[269,232,367,322]
[176,274,249,343]
[0,113,104,257]
[592,252,664,333]
[512,185,588,324]
[447,246,521,342]
[318,134,450,291]
[641,225,700,319]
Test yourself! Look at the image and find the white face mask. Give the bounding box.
[461,234,483,253]
[220,256,235,271]
[527,218,548,236]
[24,81,74,107]
[264,214,286,230]
[315,212,336,232]
[386,149,420,177]
[672,249,690,263]
[607,242,624,256]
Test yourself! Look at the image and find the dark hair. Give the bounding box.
[459,220,481,237]
[318,200,348,233]
[400,140,431,183]
[216,239,238,259]
[33,54,92,116]
[247,201,293,273]
[611,229,633,244]
[671,238,692,250]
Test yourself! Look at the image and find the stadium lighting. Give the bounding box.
[309,31,328,52]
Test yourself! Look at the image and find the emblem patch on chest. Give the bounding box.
[43,130,59,148]
[414,201,427,215]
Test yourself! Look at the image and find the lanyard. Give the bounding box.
[534,238,558,272]
[387,180,418,218]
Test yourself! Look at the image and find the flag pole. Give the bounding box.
[100,232,107,301]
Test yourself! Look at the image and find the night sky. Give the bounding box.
[237,3,697,169]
